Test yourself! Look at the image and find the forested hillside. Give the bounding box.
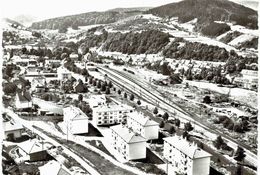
[147,0,258,33]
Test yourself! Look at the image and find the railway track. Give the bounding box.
[98,66,257,167]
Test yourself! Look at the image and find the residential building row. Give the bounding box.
[163,136,211,175]
[92,104,134,126]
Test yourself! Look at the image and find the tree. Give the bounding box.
[93,80,97,86]
[101,84,106,92]
[3,83,17,94]
[203,96,211,104]
[198,142,204,149]
[137,100,141,105]
[235,165,242,175]
[58,26,68,33]
[182,131,189,140]
[78,94,83,102]
[81,68,89,76]
[234,147,246,162]
[161,62,171,75]
[130,94,134,101]
[159,121,165,128]
[153,107,158,115]
[97,81,102,89]
[233,124,243,133]
[162,112,169,121]
[184,122,193,131]
[175,118,180,127]
[124,92,127,98]
[117,89,121,95]
[169,126,175,134]
[105,87,110,94]
[214,136,224,149]
[108,81,113,88]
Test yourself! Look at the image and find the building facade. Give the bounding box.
[57,66,72,80]
[15,91,33,109]
[92,104,134,126]
[111,125,147,161]
[127,112,159,140]
[3,120,24,141]
[163,136,211,175]
[63,106,88,134]
[234,69,258,90]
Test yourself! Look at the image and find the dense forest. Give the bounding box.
[147,0,258,32]
[31,10,143,30]
[162,38,258,63]
[102,30,171,54]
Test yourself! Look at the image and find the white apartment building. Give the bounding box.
[127,112,159,140]
[63,106,88,134]
[163,136,211,175]
[57,66,72,80]
[92,104,134,126]
[234,69,258,90]
[110,125,147,161]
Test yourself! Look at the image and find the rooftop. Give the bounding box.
[18,138,52,154]
[111,125,146,144]
[163,136,211,159]
[39,160,71,175]
[93,104,134,112]
[63,106,88,121]
[3,120,24,132]
[17,91,32,102]
[127,112,158,127]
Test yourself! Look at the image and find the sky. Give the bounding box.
[1,0,258,21]
[1,0,180,20]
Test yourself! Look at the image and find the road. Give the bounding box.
[4,108,100,175]
[98,66,257,167]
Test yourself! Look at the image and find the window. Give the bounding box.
[98,121,101,124]
[119,111,122,114]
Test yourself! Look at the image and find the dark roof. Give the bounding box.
[17,91,32,102]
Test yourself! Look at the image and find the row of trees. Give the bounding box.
[213,115,250,133]
[162,38,257,63]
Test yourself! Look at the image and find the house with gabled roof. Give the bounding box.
[12,138,52,162]
[15,90,32,109]
[63,106,88,134]
[110,125,147,161]
[127,112,159,140]
[3,120,24,141]
[31,76,46,93]
[39,160,72,175]
[163,136,211,175]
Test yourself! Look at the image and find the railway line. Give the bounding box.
[98,66,257,167]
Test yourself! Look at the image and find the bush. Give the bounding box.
[130,94,134,101]
[137,100,141,105]
[153,107,158,115]
[159,121,165,128]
